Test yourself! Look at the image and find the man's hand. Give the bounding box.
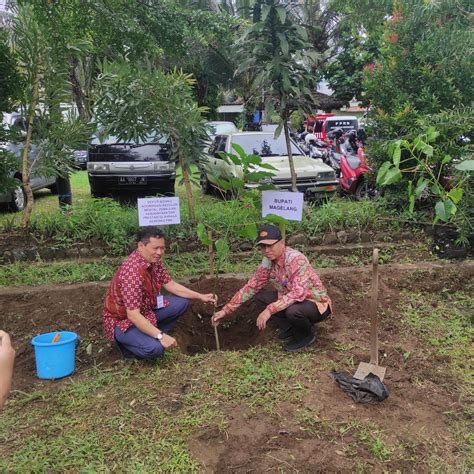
[200,293,217,305]
[211,310,226,328]
[160,333,177,350]
[256,309,272,331]
[0,330,16,408]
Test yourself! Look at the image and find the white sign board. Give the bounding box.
[261,191,304,222]
[138,197,181,226]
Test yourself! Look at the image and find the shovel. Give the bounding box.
[353,248,386,381]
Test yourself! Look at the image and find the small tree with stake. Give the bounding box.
[236,0,319,192]
[196,143,278,348]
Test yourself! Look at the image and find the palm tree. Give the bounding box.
[237,0,319,191]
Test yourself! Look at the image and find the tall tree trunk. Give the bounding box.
[69,57,85,118]
[21,60,42,230]
[179,156,196,221]
[283,115,297,192]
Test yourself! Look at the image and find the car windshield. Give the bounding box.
[207,122,237,135]
[232,134,303,157]
[91,132,167,146]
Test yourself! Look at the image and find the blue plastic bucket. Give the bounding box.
[31,331,79,379]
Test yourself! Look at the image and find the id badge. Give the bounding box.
[157,295,165,309]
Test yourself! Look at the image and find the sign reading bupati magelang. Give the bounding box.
[261,191,304,222]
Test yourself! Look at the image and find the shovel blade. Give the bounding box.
[353,362,386,381]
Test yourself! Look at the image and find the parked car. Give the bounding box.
[87,133,175,198]
[200,132,339,198]
[0,142,58,212]
[72,149,88,170]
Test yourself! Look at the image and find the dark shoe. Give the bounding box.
[277,327,293,340]
[115,341,139,361]
[284,334,316,352]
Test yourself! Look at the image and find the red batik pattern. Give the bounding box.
[221,247,331,316]
[103,250,171,340]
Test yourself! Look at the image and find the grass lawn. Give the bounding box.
[0,167,204,226]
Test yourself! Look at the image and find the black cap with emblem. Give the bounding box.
[256,224,282,245]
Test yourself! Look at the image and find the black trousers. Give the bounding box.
[255,290,331,341]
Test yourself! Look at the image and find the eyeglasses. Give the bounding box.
[258,240,281,250]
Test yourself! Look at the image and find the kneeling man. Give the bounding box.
[212,224,331,352]
[103,227,216,359]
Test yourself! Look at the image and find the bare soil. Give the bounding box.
[0,262,473,471]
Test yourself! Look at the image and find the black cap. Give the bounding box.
[256,224,282,245]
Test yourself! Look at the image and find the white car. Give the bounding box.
[200,131,339,198]
[205,121,238,138]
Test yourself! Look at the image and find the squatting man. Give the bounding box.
[103,227,216,360]
[212,224,332,352]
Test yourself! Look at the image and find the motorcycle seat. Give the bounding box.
[346,154,361,170]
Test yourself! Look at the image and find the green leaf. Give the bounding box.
[240,224,258,240]
[431,184,442,195]
[448,187,463,204]
[261,5,271,22]
[223,152,241,166]
[414,138,433,157]
[409,194,415,214]
[276,6,287,24]
[215,239,230,260]
[380,167,402,186]
[258,163,278,171]
[231,143,246,161]
[196,223,212,246]
[454,159,474,171]
[414,178,428,198]
[441,155,452,165]
[274,123,283,138]
[388,140,401,166]
[265,214,290,225]
[229,176,245,189]
[278,34,289,56]
[425,127,439,143]
[376,161,392,185]
[435,200,456,222]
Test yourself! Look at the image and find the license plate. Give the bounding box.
[118,176,147,185]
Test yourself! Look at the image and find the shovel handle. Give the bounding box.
[369,248,379,365]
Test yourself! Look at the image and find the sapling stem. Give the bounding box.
[208,230,221,350]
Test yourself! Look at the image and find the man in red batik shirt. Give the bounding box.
[212,224,331,352]
[103,227,216,359]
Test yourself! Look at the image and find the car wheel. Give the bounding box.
[200,171,212,195]
[9,182,27,212]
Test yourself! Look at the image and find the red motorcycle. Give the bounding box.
[327,128,380,200]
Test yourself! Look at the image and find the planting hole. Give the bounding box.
[175,277,270,353]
